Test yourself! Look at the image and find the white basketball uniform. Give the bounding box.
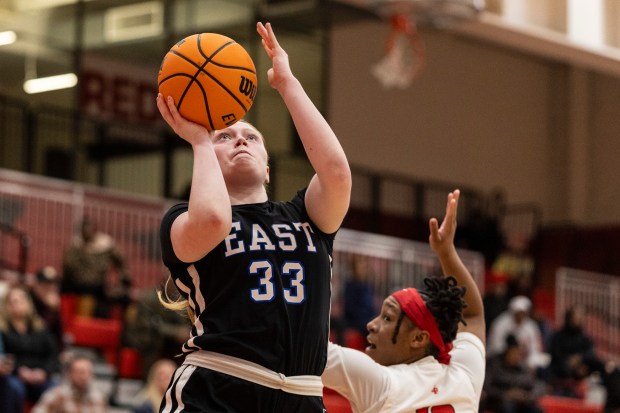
[322,332,486,413]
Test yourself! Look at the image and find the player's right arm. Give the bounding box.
[157,93,232,262]
[323,343,389,410]
[429,190,486,344]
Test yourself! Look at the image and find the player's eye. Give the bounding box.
[217,133,231,141]
[246,134,260,142]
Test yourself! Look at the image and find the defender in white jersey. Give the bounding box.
[156,22,351,412]
[323,190,486,413]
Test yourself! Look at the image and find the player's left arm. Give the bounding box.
[257,22,351,234]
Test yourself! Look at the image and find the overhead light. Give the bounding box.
[0,31,17,46]
[23,73,78,94]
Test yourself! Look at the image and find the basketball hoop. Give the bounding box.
[371,13,425,89]
[370,0,484,89]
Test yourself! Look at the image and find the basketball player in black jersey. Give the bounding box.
[155,22,351,412]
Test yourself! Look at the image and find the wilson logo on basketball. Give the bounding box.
[239,76,257,101]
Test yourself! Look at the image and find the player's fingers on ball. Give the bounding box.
[166,105,183,126]
[166,96,181,118]
[156,93,167,109]
[156,96,173,120]
[156,94,166,112]
[166,95,176,109]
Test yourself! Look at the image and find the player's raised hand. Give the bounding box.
[429,189,459,255]
[257,22,294,91]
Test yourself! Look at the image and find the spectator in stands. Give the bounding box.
[483,334,545,413]
[0,337,20,413]
[548,305,605,397]
[487,295,547,373]
[328,273,346,346]
[123,287,189,378]
[0,285,59,407]
[131,358,176,413]
[32,353,107,413]
[483,271,510,334]
[28,266,63,350]
[492,231,535,299]
[61,217,132,318]
[343,255,377,339]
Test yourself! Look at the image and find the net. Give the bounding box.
[371,0,485,88]
[371,14,425,89]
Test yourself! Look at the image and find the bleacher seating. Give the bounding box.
[60,294,143,378]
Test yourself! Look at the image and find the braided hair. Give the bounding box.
[420,276,467,354]
[391,276,467,353]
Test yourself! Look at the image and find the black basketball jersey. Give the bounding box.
[160,189,335,377]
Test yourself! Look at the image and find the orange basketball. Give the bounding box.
[158,33,257,131]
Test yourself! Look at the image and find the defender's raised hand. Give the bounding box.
[429,189,459,255]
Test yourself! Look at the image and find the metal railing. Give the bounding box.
[0,168,170,290]
[556,267,620,363]
[0,167,485,296]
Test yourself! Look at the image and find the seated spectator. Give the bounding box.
[32,353,107,413]
[0,336,20,413]
[0,285,59,406]
[343,255,377,338]
[61,217,131,318]
[487,295,548,372]
[492,232,535,299]
[131,358,176,413]
[28,266,63,350]
[483,335,545,413]
[548,305,605,398]
[483,271,510,333]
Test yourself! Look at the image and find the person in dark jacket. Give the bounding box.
[483,334,545,413]
[0,285,59,406]
[548,305,604,397]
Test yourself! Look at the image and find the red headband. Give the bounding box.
[392,288,452,365]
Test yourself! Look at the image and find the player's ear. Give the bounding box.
[265,166,270,185]
[409,329,430,350]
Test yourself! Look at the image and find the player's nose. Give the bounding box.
[234,135,248,146]
[367,317,378,333]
